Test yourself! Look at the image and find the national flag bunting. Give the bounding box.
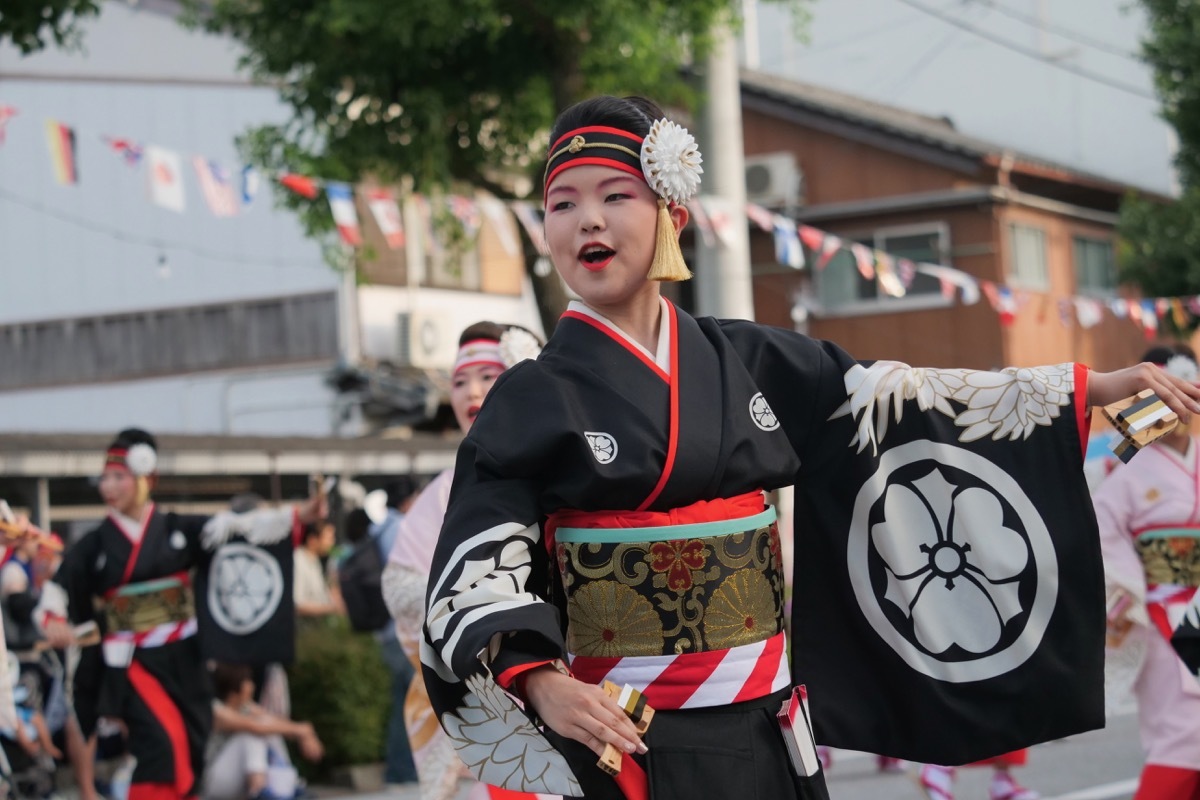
[772,215,804,269]
[241,165,260,207]
[326,182,362,246]
[509,200,549,257]
[103,137,144,167]
[146,146,186,213]
[192,157,239,217]
[0,106,17,146]
[279,173,319,200]
[44,120,78,185]
[479,196,519,256]
[364,187,405,249]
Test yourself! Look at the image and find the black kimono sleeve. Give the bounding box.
[718,320,1103,765]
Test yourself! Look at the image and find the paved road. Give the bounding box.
[325,708,1146,800]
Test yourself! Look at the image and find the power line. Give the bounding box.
[895,0,1158,101]
[0,187,329,271]
[756,0,964,70]
[968,0,1140,61]
[878,27,963,97]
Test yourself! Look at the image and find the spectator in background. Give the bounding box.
[293,522,343,621]
[203,662,323,800]
[367,480,419,788]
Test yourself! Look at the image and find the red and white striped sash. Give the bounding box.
[569,630,789,710]
[104,616,198,649]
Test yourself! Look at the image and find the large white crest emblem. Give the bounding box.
[584,431,618,464]
[848,440,1057,683]
[206,543,284,635]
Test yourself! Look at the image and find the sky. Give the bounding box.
[750,0,1177,194]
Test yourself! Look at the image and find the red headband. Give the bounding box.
[543,126,646,202]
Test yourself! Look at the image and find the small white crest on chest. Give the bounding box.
[584,431,619,464]
[170,531,187,550]
[749,392,780,431]
[94,552,106,572]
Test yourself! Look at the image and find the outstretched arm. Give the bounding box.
[1088,362,1200,422]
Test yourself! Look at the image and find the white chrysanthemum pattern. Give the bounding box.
[832,361,1074,453]
[641,118,703,204]
[441,674,581,795]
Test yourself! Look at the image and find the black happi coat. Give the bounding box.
[56,508,212,795]
[423,301,1102,797]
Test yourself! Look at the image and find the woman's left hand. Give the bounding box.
[1087,363,1200,423]
[296,494,328,525]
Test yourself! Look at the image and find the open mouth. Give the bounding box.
[467,405,481,421]
[579,244,615,271]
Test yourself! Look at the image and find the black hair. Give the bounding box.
[458,321,505,348]
[384,477,418,510]
[211,661,253,701]
[110,427,157,452]
[1142,343,1197,365]
[457,321,544,350]
[547,95,667,152]
[344,507,374,545]
[301,522,328,544]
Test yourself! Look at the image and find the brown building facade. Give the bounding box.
[737,69,1173,373]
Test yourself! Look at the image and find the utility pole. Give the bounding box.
[692,20,756,321]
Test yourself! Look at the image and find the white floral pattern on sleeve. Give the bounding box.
[441,673,582,795]
[832,361,1075,453]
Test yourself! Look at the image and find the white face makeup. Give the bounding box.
[451,361,504,433]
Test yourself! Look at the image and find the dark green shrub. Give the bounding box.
[288,616,390,777]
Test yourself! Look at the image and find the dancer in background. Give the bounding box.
[381,321,546,800]
[48,428,326,800]
[1095,345,1200,800]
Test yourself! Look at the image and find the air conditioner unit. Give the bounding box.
[744,152,803,210]
[396,311,456,370]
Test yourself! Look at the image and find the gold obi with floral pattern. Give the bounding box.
[105,576,196,635]
[555,507,784,658]
[1136,527,1200,587]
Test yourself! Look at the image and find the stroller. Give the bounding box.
[0,655,59,800]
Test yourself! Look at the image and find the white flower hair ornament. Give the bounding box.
[1165,354,1199,384]
[498,327,542,369]
[125,443,158,477]
[641,119,703,205]
[641,118,702,282]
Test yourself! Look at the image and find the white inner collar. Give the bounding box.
[567,298,672,375]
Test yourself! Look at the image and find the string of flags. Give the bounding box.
[1,102,1194,336]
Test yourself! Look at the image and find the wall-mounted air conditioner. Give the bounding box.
[396,311,457,370]
[744,152,803,210]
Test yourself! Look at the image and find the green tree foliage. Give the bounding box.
[0,0,100,54]
[183,0,804,329]
[187,0,799,193]
[1118,0,1200,333]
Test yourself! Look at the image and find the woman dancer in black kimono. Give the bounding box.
[421,95,1200,800]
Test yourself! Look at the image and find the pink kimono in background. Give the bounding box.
[381,471,556,800]
[1093,438,1200,779]
[381,468,459,800]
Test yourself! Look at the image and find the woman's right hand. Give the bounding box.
[522,666,648,759]
[297,723,324,761]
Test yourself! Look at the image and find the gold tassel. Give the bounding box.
[646,199,693,282]
[135,475,151,507]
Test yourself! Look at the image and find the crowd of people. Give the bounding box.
[1,91,1200,800]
